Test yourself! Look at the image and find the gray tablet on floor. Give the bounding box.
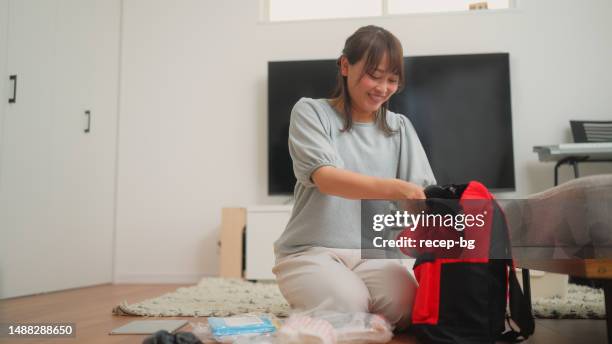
[109,319,188,335]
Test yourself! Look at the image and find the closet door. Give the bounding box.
[0,0,7,149]
[0,0,120,299]
[0,0,62,299]
[48,0,120,294]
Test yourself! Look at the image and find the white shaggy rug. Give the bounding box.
[113,278,291,317]
[532,284,605,319]
[113,278,605,320]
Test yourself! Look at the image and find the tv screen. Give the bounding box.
[268,53,515,195]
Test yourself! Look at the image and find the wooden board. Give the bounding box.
[219,208,246,278]
[516,259,612,279]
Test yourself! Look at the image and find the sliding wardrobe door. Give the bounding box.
[0,0,63,299]
[0,0,120,299]
[0,0,6,154]
[46,0,121,295]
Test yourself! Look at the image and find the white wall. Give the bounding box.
[114,0,612,282]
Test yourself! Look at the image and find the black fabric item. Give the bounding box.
[424,184,468,199]
[424,184,465,216]
[142,330,202,344]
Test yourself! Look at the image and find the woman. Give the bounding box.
[273,25,436,330]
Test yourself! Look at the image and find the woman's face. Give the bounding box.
[340,53,400,118]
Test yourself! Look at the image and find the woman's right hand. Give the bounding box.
[392,179,426,200]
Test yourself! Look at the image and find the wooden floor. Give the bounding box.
[0,283,608,343]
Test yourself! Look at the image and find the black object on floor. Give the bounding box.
[142,330,202,344]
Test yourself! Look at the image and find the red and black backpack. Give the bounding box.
[401,181,534,344]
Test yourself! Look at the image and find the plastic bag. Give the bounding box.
[277,314,336,344]
[192,311,392,344]
[277,311,393,344]
[191,314,280,343]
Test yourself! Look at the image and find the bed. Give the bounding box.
[501,175,612,343]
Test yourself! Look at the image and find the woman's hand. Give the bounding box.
[391,179,426,200]
[392,180,427,215]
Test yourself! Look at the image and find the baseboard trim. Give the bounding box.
[113,273,213,284]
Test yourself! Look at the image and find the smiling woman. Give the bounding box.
[272,25,437,331]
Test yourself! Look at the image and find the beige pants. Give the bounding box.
[272,247,417,330]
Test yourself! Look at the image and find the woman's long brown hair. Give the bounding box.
[330,25,405,135]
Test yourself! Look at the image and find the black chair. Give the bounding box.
[570,120,612,143]
[552,120,612,185]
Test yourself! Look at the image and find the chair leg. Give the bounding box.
[572,161,580,179]
[554,163,561,186]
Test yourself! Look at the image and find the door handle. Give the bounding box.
[84,110,91,133]
[8,75,17,103]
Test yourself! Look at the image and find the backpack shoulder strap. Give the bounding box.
[503,262,535,341]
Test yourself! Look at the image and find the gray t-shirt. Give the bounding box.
[273,97,436,257]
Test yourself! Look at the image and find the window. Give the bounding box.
[388,0,512,14]
[268,0,381,22]
[265,0,515,22]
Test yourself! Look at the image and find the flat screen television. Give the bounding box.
[268,53,515,195]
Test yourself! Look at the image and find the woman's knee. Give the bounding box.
[356,260,417,327]
[340,280,372,311]
[381,273,417,327]
[282,274,370,313]
[273,252,370,313]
